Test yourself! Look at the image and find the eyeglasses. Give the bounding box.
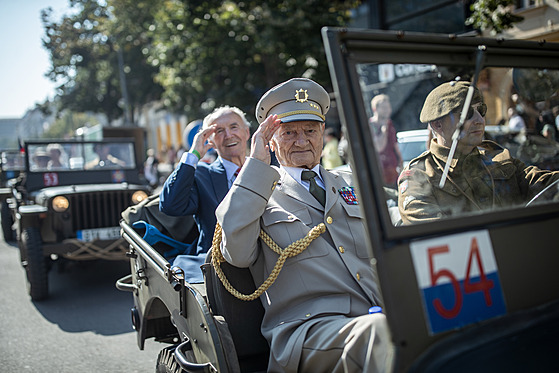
[464,103,487,120]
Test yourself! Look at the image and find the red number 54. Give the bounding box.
[428,238,495,319]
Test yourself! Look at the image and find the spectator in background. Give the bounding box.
[166,145,177,167]
[369,94,403,188]
[321,127,343,169]
[541,124,557,141]
[507,107,526,132]
[553,106,559,136]
[144,148,160,187]
[337,132,349,165]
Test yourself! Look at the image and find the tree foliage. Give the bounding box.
[41,0,163,123]
[466,0,524,35]
[42,111,101,139]
[44,0,530,122]
[147,0,360,119]
[41,0,359,122]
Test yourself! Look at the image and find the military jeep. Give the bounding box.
[118,29,559,372]
[8,139,150,301]
[1,149,25,241]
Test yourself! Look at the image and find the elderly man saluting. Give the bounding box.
[216,78,393,373]
[160,106,251,257]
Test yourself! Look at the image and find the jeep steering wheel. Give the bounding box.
[526,179,559,206]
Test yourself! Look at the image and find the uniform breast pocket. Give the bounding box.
[340,202,370,259]
[261,207,328,263]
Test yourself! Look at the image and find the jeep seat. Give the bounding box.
[202,249,270,373]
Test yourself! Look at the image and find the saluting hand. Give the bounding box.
[250,115,281,164]
[191,125,217,159]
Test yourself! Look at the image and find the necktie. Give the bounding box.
[301,170,326,207]
[234,167,241,178]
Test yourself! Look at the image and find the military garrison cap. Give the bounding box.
[420,80,484,123]
[255,78,330,124]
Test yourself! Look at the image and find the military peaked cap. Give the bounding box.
[256,78,330,124]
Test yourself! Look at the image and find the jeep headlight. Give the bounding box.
[131,190,148,205]
[52,196,69,212]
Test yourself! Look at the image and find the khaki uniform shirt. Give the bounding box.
[398,139,559,224]
[216,157,382,372]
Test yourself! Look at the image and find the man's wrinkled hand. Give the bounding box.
[250,114,281,164]
[191,125,217,159]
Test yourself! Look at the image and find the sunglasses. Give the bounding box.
[459,103,487,120]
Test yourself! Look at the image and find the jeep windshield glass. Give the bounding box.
[27,142,136,172]
[1,151,25,171]
[356,63,559,226]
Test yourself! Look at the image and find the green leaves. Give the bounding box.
[41,0,359,122]
[466,0,524,35]
[42,0,163,122]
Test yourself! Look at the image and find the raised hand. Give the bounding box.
[191,125,217,159]
[250,115,281,164]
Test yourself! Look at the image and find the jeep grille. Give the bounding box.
[68,191,133,230]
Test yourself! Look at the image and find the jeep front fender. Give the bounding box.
[18,205,47,228]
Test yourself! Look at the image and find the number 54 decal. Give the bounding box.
[410,230,506,334]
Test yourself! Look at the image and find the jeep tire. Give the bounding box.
[155,346,186,373]
[1,199,14,241]
[21,227,49,301]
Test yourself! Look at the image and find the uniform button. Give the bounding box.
[356,272,361,281]
[338,246,345,253]
[326,216,333,224]
[305,313,311,318]
[271,181,277,190]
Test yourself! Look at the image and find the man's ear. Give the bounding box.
[430,119,442,131]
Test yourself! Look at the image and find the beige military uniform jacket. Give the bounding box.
[398,139,559,224]
[216,157,382,372]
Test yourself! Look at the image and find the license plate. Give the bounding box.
[77,227,121,242]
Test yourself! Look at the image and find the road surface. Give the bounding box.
[0,236,163,372]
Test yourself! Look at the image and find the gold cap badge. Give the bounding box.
[295,89,309,103]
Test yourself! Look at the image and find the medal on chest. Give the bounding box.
[339,186,359,205]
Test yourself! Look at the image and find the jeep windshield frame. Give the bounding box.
[1,150,25,172]
[322,28,559,241]
[23,139,142,192]
[322,28,559,372]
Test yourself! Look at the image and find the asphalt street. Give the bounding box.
[0,234,163,373]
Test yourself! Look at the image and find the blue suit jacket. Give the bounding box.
[159,159,229,255]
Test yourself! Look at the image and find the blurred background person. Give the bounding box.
[369,94,403,188]
[542,123,557,141]
[321,127,343,169]
[144,148,160,188]
[46,143,67,169]
[507,107,526,132]
[31,148,50,170]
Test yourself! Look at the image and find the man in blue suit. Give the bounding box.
[160,106,251,258]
